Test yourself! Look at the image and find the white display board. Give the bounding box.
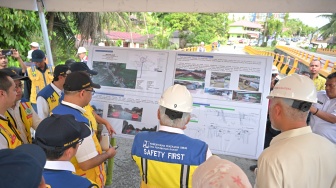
[87,46,273,159]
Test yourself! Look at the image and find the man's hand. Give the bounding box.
[105,146,117,159]
[105,122,116,135]
[11,49,21,59]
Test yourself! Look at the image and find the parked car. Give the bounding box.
[227,40,233,45]
[238,39,244,43]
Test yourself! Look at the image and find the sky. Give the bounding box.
[289,13,330,28]
[229,13,331,28]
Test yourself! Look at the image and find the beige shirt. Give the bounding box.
[255,126,336,188]
[7,100,41,144]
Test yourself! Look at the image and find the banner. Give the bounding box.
[87,46,273,159]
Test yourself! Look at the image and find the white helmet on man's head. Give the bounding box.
[267,73,317,103]
[158,84,193,113]
[272,65,279,74]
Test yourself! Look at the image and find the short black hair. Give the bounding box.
[0,71,13,92]
[327,72,336,80]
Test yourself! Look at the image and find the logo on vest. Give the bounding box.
[142,140,186,160]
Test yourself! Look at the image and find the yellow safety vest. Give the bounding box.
[27,65,54,103]
[0,117,23,149]
[47,91,62,112]
[84,105,98,131]
[72,105,106,188]
[132,156,198,188]
[5,101,34,143]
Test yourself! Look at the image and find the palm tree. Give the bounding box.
[318,13,336,47]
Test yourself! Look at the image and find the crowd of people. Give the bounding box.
[0,42,335,188]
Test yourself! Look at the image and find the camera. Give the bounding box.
[1,49,13,56]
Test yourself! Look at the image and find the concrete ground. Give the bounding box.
[105,137,256,188]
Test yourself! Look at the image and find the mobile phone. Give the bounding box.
[1,49,12,56]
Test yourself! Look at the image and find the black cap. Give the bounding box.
[70,62,98,75]
[31,49,45,62]
[65,59,76,67]
[35,114,91,151]
[53,64,71,78]
[0,144,46,188]
[0,68,29,80]
[64,71,100,91]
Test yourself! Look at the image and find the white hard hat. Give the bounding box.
[201,42,204,45]
[27,50,34,59]
[272,65,279,74]
[267,73,317,103]
[29,42,39,48]
[158,84,193,113]
[77,47,87,55]
[98,42,105,46]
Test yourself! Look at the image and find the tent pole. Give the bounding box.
[37,0,54,66]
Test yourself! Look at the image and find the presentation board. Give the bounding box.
[87,46,273,159]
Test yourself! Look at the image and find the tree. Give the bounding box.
[317,13,336,47]
[0,8,41,66]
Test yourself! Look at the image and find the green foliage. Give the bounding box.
[155,13,228,48]
[0,8,42,64]
[317,13,336,40]
[271,40,277,47]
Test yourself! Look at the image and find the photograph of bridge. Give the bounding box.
[107,104,143,122]
[238,74,260,91]
[174,80,205,90]
[175,68,206,82]
[92,61,137,89]
[210,72,231,88]
[204,88,233,100]
[232,91,262,103]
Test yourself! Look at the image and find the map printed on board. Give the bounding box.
[88,46,273,159]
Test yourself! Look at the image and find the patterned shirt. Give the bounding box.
[313,75,326,91]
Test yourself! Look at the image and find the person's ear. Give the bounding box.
[157,109,160,120]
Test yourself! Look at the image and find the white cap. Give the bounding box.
[29,42,39,48]
[77,47,87,55]
[267,73,317,103]
[98,42,105,46]
[201,42,205,45]
[158,84,193,113]
[27,50,34,59]
[272,65,279,74]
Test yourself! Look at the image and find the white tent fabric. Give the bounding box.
[0,0,335,13]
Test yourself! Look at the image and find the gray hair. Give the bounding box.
[159,106,190,128]
[270,97,308,121]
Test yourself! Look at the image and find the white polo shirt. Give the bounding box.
[310,90,336,144]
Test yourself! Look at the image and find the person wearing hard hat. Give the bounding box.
[255,74,336,188]
[27,42,39,62]
[131,84,212,188]
[271,65,280,90]
[309,72,336,144]
[77,47,88,63]
[197,42,205,52]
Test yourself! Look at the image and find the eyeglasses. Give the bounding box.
[85,89,95,95]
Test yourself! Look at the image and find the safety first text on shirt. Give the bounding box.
[142,140,187,161]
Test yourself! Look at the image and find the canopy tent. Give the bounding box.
[1,0,334,13]
[0,0,334,65]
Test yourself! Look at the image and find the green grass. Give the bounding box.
[253,46,276,52]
